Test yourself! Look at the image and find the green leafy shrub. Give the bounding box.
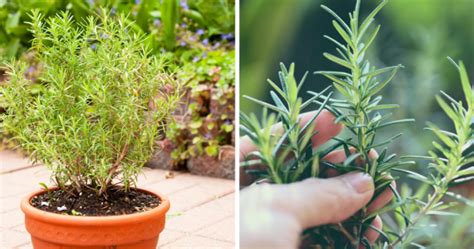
[1,1,235,167]
[1,10,181,195]
[240,0,473,248]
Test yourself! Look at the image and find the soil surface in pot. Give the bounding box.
[31,187,160,216]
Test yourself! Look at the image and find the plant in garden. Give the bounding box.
[166,50,235,163]
[1,10,181,196]
[240,0,473,248]
[1,1,235,168]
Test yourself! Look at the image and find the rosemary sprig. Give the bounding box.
[314,0,414,176]
[307,0,418,247]
[240,63,332,183]
[388,58,473,248]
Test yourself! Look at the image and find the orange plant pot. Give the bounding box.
[21,188,170,249]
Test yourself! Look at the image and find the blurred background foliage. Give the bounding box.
[241,0,474,245]
[0,0,234,58]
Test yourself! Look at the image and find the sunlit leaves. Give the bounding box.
[1,10,181,194]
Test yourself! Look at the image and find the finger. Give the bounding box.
[239,110,343,161]
[323,148,379,164]
[240,110,343,186]
[302,110,343,149]
[364,215,383,245]
[271,172,374,229]
[322,148,379,177]
[367,181,396,213]
[323,149,395,213]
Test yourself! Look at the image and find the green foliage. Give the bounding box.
[181,50,235,88]
[240,0,473,248]
[1,10,181,195]
[0,1,236,165]
[241,63,331,183]
[161,0,179,50]
[387,59,473,248]
[0,0,234,58]
[0,0,56,58]
[187,0,234,35]
[166,50,235,162]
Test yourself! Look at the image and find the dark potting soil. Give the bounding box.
[31,186,161,216]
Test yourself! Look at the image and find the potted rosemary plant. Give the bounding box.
[1,10,181,249]
[240,0,473,248]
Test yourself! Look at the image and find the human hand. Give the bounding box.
[240,110,394,249]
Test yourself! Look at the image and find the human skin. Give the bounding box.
[240,110,394,249]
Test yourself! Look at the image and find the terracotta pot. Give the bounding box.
[21,188,170,249]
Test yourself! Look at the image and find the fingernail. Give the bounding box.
[342,172,373,193]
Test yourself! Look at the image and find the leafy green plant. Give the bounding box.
[240,62,331,183]
[186,0,234,35]
[1,10,181,195]
[161,0,179,50]
[166,50,235,163]
[386,58,473,248]
[240,0,473,248]
[0,0,235,172]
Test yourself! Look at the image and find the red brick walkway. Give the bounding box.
[0,150,235,248]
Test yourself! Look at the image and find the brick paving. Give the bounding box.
[0,150,235,249]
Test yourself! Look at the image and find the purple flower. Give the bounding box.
[99,33,108,39]
[202,38,209,46]
[26,66,35,74]
[192,56,200,63]
[88,0,94,6]
[202,52,207,59]
[196,29,204,36]
[212,42,221,49]
[181,23,187,28]
[135,0,141,5]
[224,119,232,125]
[221,33,234,40]
[90,44,97,50]
[180,41,186,47]
[204,133,212,140]
[180,0,189,10]
[153,19,161,27]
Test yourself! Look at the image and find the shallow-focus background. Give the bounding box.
[240,0,474,246]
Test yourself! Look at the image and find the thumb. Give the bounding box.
[274,172,374,229]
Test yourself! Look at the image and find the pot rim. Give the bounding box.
[21,186,170,226]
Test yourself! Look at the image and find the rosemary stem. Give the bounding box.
[338,222,358,247]
[389,188,442,248]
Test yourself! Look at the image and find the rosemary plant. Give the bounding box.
[240,63,333,184]
[1,10,181,196]
[240,0,472,248]
[385,59,473,249]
